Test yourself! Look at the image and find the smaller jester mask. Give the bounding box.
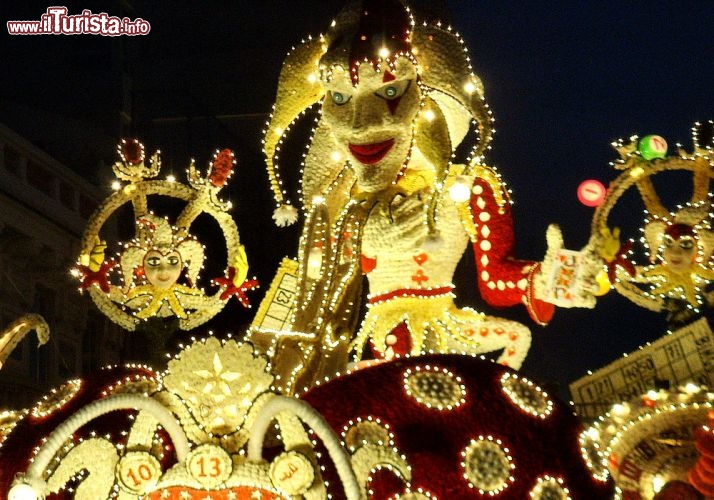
[120,215,205,319]
[661,223,698,274]
[641,204,714,307]
[644,205,714,272]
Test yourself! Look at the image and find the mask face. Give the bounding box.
[662,234,696,273]
[321,57,421,193]
[144,249,183,289]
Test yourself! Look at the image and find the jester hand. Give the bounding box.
[231,244,249,286]
[75,237,115,294]
[598,226,636,282]
[78,236,107,272]
[536,224,602,309]
[363,194,428,254]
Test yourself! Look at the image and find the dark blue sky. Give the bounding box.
[3,1,714,400]
[444,1,714,396]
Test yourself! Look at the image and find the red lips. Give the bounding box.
[349,139,395,165]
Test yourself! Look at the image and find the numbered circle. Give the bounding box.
[577,179,606,207]
[117,451,161,494]
[638,135,668,160]
[186,443,232,487]
[269,451,315,496]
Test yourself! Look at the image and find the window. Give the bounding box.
[3,145,23,176]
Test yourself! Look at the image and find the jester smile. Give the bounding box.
[349,139,395,165]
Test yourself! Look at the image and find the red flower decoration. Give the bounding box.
[76,259,116,294]
[212,267,259,307]
[209,149,235,187]
[120,138,144,165]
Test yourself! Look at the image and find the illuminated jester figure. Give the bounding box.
[595,124,714,325]
[255,0,602,391]
[74,140,256,334]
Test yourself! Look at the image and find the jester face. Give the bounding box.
[321,57,420,193]
[143,249,183,289]
[662,224,697,274]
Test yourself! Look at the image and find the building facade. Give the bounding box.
[0,123,124,409]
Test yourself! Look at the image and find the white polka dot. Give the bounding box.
[517,278,528,290]
[479,211,490,222]
[480,240,491,251]
[481,225,490,238]
[476,197,486,209]
[481,270,490,281]
[480,255,489,267]
[472,184,483,195]
[497,280,506,290]
[487,281,496,290]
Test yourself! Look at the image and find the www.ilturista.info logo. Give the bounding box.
[7,7,150,36]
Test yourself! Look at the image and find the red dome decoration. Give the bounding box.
[301,354,613,499]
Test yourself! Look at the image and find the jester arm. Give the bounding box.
[469,177,555,325]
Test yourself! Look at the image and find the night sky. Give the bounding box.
[3,1,714,401]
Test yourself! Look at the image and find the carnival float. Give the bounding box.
[0,1,712,499]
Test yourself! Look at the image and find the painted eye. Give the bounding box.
[680,239,694,250]
[330,91,351,105]
[168,256,180,265]
[663,236,675,248]
[375,80,410,100]
[147,257,160,267]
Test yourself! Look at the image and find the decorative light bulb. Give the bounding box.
[684,382,700,394]
[449,175,472,202]
[8,483,39,500]
[307,247,323,280]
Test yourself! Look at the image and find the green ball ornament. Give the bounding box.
[638,135,668,160]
